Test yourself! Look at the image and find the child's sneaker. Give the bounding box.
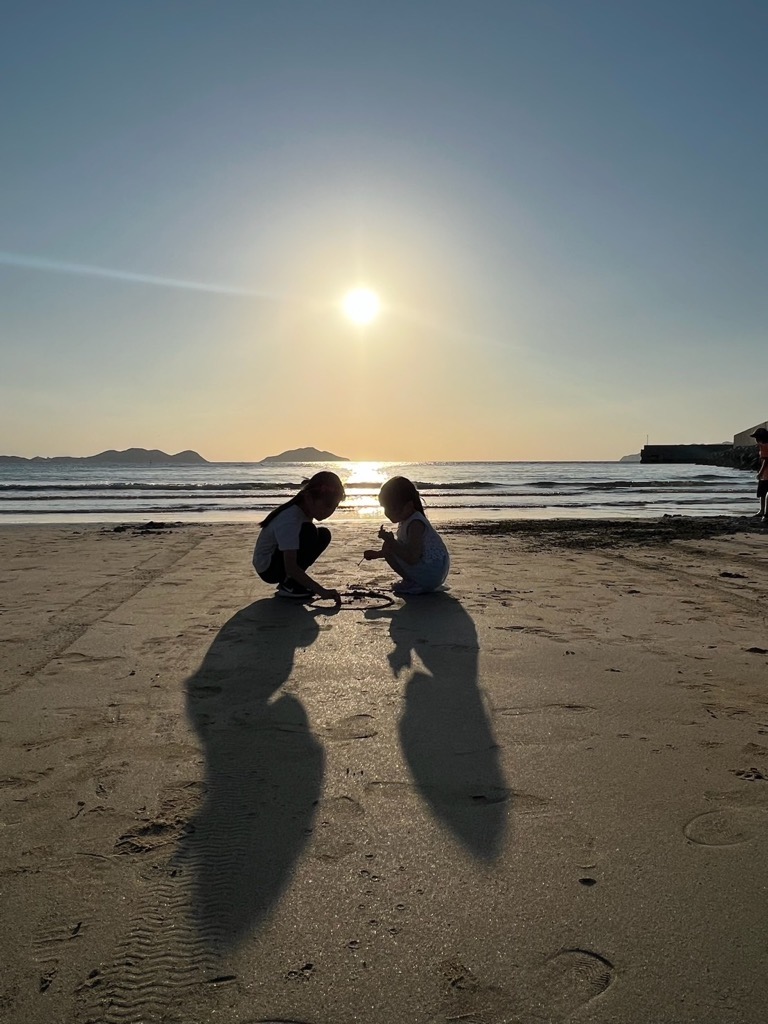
[276,579,315,600]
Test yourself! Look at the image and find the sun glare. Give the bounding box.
[342,461,387,516]
[342,287,381,325]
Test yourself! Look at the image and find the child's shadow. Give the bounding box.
[382,594,508,862]
[177,599,325,950]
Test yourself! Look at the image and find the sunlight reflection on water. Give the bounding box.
[341,462,387,516]
[342,461,387,486]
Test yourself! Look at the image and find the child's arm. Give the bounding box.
[363,525,390,560]
[283,550,341,604]
[363,524,394,560]
[380,520,425,565]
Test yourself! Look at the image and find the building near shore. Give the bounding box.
[734,422,768,446]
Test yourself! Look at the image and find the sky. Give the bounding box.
[2,0,767,462]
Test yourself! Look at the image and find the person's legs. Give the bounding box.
[758,481,768,518]
[386,553,450,594]
[383,551,407,581]
[259,550,285,584]
[258,525,332,589]
[296,523,330,570]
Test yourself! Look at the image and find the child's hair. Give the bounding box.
[379,475,425,515]
[260,471,346,528]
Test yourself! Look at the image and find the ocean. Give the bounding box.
[0,460,757,524]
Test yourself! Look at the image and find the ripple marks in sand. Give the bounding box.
[85,874,222,1024]
[684,807,768,846]
[179,718,322,947]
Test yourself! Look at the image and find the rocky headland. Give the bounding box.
[0,448,208,465]
[259,446,348,463]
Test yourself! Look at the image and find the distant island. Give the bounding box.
[260,446,349,464]
[619,453,641,462]
[0,448,208,466]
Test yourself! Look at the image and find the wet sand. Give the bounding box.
[1,518,768,1023]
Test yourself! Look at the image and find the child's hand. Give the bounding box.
[378,525,394,543]
[318,586,341,605]
[363,549,380,560]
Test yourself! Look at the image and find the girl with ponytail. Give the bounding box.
[253,471,345,603]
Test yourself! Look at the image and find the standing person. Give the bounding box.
[750,427,768,521]
[253,471,345,602]
[363,476,450,594]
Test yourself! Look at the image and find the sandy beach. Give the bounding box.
[2,517,768,1024]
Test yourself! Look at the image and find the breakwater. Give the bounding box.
[641,445,758,471]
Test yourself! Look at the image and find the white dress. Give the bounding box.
[394,512,450,590]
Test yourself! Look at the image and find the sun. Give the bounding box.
[341,287,381,325]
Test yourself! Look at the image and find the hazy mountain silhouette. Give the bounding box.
[0,448,208,465]
[259,446,348,463]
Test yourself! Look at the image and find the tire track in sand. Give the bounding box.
[1,533,204,693]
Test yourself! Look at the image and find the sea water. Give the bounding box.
[0,460,756,524]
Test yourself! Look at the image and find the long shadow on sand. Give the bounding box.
[384,593,508,862]
[177,599,324,951]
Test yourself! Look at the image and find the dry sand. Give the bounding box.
[1,517,768,1024]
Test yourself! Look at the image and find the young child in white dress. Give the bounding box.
[363,476,450,595]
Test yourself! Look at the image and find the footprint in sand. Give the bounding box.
[323,714,378,741]
[187,684,222,698]
[437,947,614,1023]
[523,949,614,1022]
[684,807,768,846]
[33,919,87,994]
[366,778,514,807]
[309,796,365,862]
